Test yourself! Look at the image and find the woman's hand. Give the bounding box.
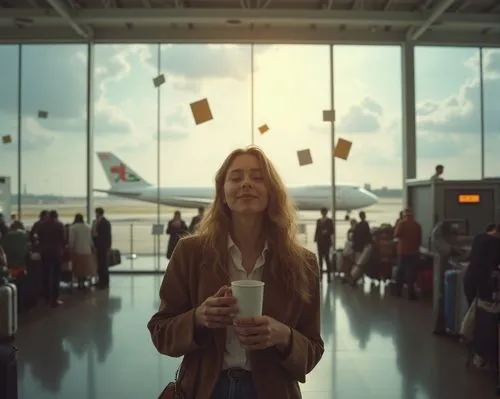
[233,316,291,351]
[194,286,239,329]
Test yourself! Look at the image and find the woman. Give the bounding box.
[165,210,188,259]
[69,213,96,290]
[148,146,324,399]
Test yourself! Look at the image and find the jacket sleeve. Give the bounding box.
[147,238,211,357]
[277,255,324,382]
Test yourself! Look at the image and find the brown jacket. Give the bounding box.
[394,217,422,255]
[147,235,324,399]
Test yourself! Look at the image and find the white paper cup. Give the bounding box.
[231,280,265,318]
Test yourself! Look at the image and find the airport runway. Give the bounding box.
[107,198,403,256]
[17,198,403,256]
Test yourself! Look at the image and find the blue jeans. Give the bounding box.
[395,253,419,289]
[210,370,257,399]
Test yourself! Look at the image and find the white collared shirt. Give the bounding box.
[223,235,268,371]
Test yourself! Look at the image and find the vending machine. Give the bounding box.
[0,176,12,220]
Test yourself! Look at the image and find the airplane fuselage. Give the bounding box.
[109,184,378,212]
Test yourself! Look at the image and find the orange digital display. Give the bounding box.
[457,194,481,204]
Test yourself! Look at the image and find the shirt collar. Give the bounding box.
[227,235,269,254]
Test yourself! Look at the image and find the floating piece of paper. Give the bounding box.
[153,74,165,88]
[297,149,313,166]
[333,138,352,160]
[190,98,213,125]
[258,124,269,134]
[2,135,12,144]
[38,110,48,119]
[323,109,335,122]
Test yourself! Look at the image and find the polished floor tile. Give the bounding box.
[15,275,498,399]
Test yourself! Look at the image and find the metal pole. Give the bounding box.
[250,43,255,146]
[86,42,95,224]
[129,223,135,267]
[479,47,485,179]
[329,45,336,244]
[17,45,22,219]
[156,43,161,270]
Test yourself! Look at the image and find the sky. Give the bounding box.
[0,43,499,197]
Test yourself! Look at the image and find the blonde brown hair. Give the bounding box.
[195,146,317,302]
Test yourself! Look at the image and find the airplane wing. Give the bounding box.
[93,189,142,198]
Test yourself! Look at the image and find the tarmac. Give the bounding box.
[106,198,403,271]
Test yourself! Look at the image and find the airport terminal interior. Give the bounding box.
[1,0,500,398]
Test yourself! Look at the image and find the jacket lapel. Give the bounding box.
[197,250,229,359]
[261,250,292,324]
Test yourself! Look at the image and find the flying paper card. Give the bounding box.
[297,149,313,166]
[333,138,352,160]
[258,124,269,134]
[190,98,213,125]
[153,74,165,88]
[2,135,12,144]
[38,110,48,119]
[323,109,335,122]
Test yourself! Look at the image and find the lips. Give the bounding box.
[237,195,257,199]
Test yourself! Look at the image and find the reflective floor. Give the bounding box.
[16,275,497,399]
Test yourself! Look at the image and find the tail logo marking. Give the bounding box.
[110,163,140,183]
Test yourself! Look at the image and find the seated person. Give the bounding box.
[0,221,29,277]
[463,223,500,307]
[339,219,357,274]
[343,211,373,286]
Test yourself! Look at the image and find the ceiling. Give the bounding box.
[0,0,499,44]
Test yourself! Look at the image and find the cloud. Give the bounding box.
[416,50,500,136]
[160,44,265,82]
[0,45,138,141]
[307,96,383,135]
[2,118,56,152]
[336,97,382,133]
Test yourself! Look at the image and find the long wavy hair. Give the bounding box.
[195,146,317,303]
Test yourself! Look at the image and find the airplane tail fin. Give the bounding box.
[97,152,151,192]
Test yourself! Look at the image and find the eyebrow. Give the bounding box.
[229,168,262,174]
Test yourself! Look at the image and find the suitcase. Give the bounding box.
[0,343,19,399]
[107,249,122,268]
[0,283,17,341]
[444,269,468,334]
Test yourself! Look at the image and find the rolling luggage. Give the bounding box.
[444,269,468,334]
[0,343,18,399]
[0,281,17,341]
[107,249,122,268]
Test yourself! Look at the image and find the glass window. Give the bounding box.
[0,45,19,223]
[334,45,403,244]
[415,47,481,180]
[20,44,88,228]
[253,44,330,247]
[93,44,159,271]
[482,48,500,177]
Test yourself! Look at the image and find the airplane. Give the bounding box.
[94,152,379,220]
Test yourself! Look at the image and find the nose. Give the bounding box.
[241,175,252,188]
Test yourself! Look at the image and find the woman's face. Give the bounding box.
[223,154,269,215]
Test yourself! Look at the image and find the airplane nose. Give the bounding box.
[361,189,379,206]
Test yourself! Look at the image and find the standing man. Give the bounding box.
[38,210,66,307]
[314,207,334,282]
[92,207,112,289]
[189,206,205,233]
[393,208,422,300]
